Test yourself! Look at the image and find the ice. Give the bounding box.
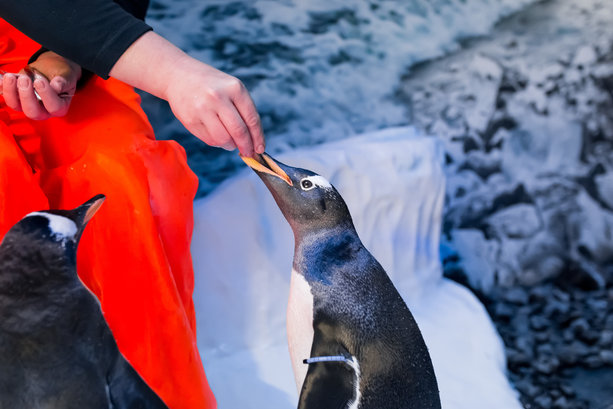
[191,128,521,408]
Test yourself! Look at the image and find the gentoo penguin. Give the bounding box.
[0,195,168,409]
[241,153,441,409]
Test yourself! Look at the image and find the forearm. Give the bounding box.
[108,31,191,100]
[109,31,265,156]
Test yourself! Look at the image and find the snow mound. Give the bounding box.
[191,127,521,408]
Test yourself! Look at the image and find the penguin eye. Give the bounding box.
[300,179,315,191]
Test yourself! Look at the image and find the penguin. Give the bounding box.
[241,153,441,409]
[0,195,168,409]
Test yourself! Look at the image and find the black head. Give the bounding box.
[0,195,106,258]
[241,153,354,238]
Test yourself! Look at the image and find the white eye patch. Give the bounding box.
[27,212,77,240]
[300,175,332,191]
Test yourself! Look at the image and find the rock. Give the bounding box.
[451,228,500,292]
[605,315,613,330]
[508,349,531,368]
[570,318,590,335]
[530,315,550,331]
[552,396,570,409]
[494,302,514,320]
[559,384,575,397]
[558,341,590,365]
[534,355,560,374]
[503,287,530,304]
[594,172,613,211]
[515,335,534,356]
[529,285,550,302]
[599,350,613,365]
[572,45,598,69]
[544,299,571,318]
[487,204,542,239]
[464,54,503,132]
[584,355,604,368]
[535,331,550,342]
[534,394,553,408]
[515,380,540,397]
[578,330,600,345]
[598,330,613,347]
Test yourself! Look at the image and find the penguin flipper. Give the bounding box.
[297,361,356,409]
[107,356,169,409]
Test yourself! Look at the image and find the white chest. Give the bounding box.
[286,269,315,392]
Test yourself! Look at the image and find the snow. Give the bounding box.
[191,127,521,409]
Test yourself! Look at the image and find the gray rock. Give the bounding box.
[534,394,553,408]
[552,396,570,409]
[570,318,590,335]
[535,355,560,374]
[599,350,613,365]
[559,384,575,397]
[487,204,543,239]
[572,45,598,68]
[584,354,604,368]
[598,330,613,347]
[504,287,530,305]
[530,315,550,331]
[605,315,613,330]
[494,302,514,319]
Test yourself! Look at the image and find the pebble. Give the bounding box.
[534,355,560,374]
[599,350,613,365]
[530,315,550,331]
[534,395,553,408]
[552,396,569,409]
[504,287,530,305]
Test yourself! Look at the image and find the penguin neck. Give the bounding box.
[0,237,78,300]
[292,221,362,283]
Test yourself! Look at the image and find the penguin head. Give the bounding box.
[241,153,353,236]
[1,195,106,255]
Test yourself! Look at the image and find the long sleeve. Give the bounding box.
[0,0,152,79]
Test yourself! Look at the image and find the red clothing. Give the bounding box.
[0,20,217,409]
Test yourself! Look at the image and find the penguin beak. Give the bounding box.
[240,153,293,186]
[82,194,106,224]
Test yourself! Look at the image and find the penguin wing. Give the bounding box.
[107,355,168,409]
[297,360,357,409]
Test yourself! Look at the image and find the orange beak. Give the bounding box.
[240,153,293,186]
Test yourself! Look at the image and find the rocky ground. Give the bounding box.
[397,0,613,407]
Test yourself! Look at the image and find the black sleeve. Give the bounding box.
[0,0,152,79]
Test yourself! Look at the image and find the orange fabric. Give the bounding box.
[0,20,216,409]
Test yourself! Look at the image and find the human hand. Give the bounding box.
[164,58,265,157]
[0,51,81,120]
[109,31,265,156]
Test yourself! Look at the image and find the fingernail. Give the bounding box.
[17,76,29,89]
[256,144,265,154]
[53,78,67,89]
[34,79,45,89]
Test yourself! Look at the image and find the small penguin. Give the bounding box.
[0,195,168,409]
[242,153,441,409]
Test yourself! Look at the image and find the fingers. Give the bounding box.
[218,103,255,156]
[203,111,237,151]
[17,75,50,120]
[0,70,73,120]
[35,77,71,117]
[230,86,265,155]
[2,73,23,112]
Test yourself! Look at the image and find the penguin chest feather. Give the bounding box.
[286,268,314,392]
